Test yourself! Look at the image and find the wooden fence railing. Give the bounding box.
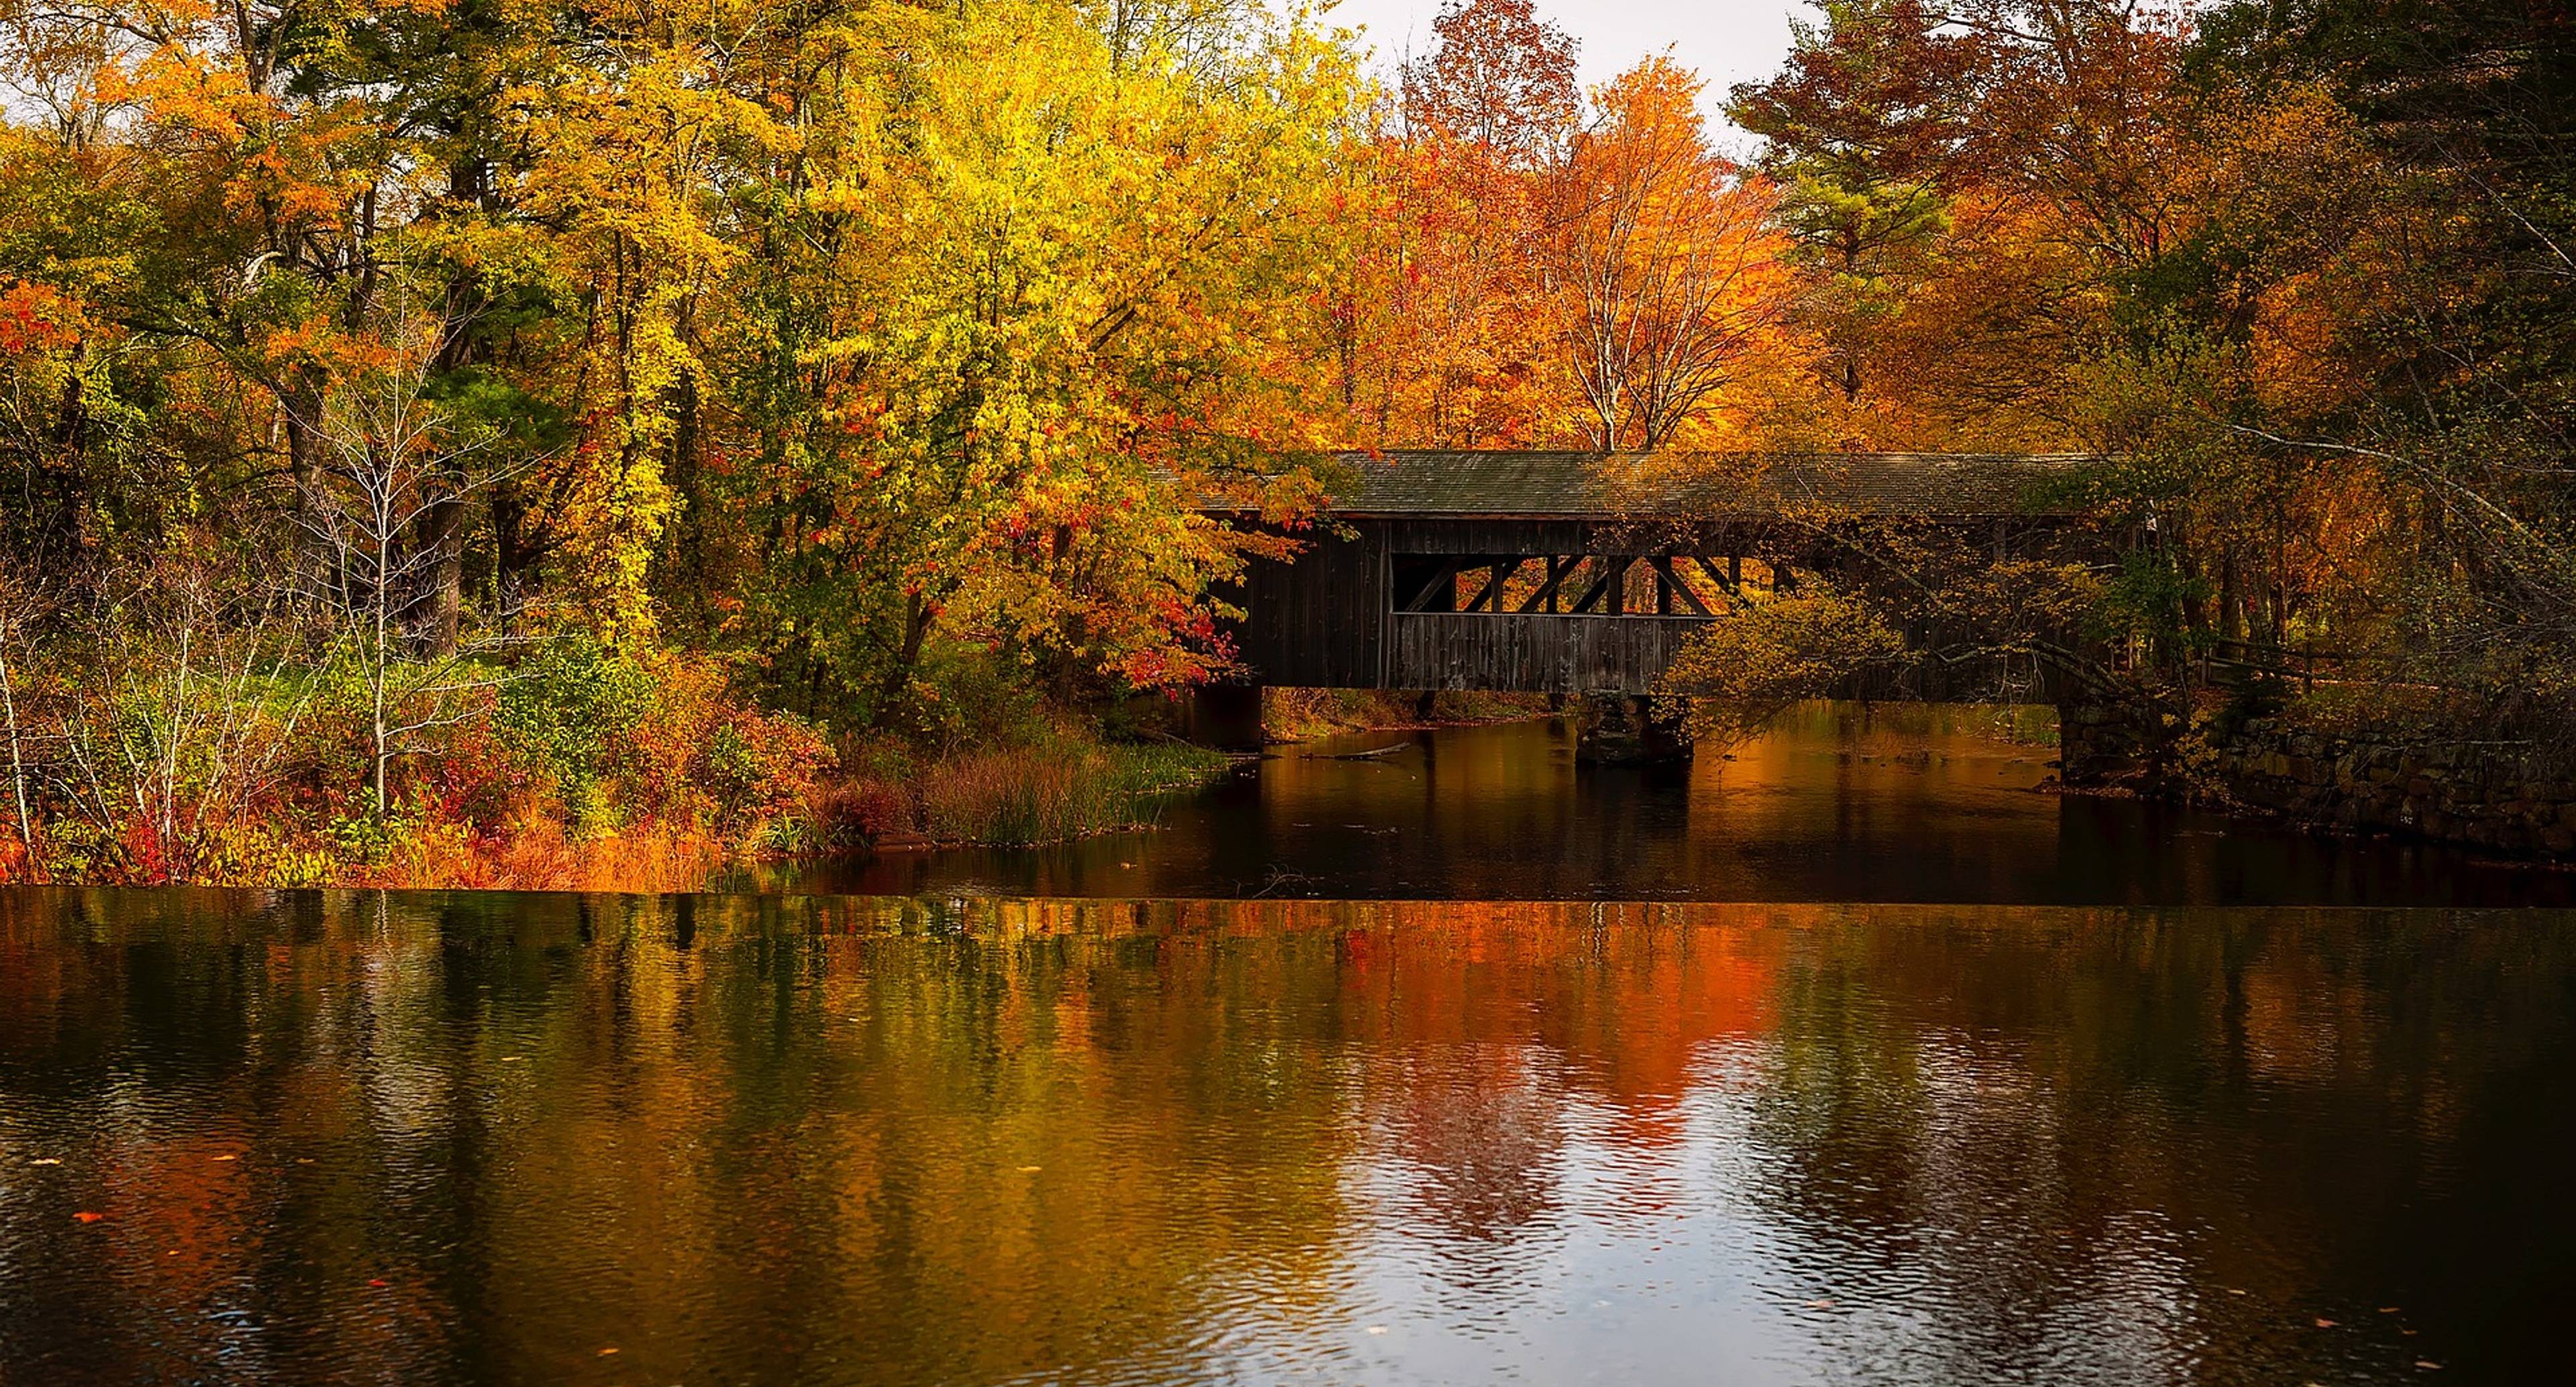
[2203,638,2367,689]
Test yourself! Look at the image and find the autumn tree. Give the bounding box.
[1400,0,1580,166]
[692,0,1358,731]
[1546,59,1788,451]
[2183,0,2576,704]
[1332,0,1577,446]
[1728,0,1973,412]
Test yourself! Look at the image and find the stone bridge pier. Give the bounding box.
[1574,694,1692,764]
[2055,687,2187,793]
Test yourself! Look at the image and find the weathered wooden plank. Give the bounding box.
[1234,520,1390,686]
[1385,613,1711,694]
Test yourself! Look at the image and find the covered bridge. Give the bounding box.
[1210,449,2090,698]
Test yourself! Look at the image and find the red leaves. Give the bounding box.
[73,1211,105,1224]
[0,282,88,355]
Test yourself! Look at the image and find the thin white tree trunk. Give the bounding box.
[0,630,36,873]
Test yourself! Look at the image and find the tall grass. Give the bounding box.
[901,739,1233,846]
[1260,687,1550,741]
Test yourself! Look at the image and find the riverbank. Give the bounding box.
[1257,688,1554,741]
[0,628,1249,891]
[2054,679,2576,865]
[0,728,1240,893]
[837,736,1237,850]
[0,671,1559,893]
[2194,689,2576,863]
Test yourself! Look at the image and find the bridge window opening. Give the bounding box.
[1390,554,1746,617]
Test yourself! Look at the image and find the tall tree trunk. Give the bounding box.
[416,496,468,653]
[873,593,935,732]
[282,373,331,599]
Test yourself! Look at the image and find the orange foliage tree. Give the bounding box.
[1330,0,1578,446]
[1341,0,1801,453]
[1544,59,1790,451]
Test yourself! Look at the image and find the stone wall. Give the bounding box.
[2204,716,2576,860]
[2057,696,2181,793]
[2057,691,2576,860]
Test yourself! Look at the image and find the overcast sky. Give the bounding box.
[1315,0,1817,148]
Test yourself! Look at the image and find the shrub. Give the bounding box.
[493,640,834,844]
[1659,588,1907,748]
[493,639,659,830]
[908,736,1229,846]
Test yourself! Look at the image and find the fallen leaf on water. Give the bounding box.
[597,1347,620,1357]
[2314,1319,2338,1328]
[73,1211,104,1224]
[1016,1165,1041,1173]
[2415,1362,2442,1371]
[368,1279,389,1288]
[29,1158,59,1166]
[211,1154,236,1162]
[2224,1288,2248,1296]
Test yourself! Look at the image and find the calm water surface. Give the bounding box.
[3,889,2572,1385]
[788,705,2571,906]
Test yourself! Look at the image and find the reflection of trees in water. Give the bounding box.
[1376,1044,1568,1246]
[1740,907,2576,1384]
[0,892,1374,1384]
[4,893,2574,1382]
[1323,901,1776,1291]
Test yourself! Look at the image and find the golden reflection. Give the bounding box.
[0,889,2569,1384]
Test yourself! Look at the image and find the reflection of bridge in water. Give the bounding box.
[1199,450,2094,751]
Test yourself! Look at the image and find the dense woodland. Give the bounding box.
[0,0,2567,883]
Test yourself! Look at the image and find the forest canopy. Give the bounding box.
[0,0,2569,881]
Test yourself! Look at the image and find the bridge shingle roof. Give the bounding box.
[1320,449,2091,518]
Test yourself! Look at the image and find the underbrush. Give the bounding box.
[845,734,1233,847]
[0,640,835,891]
[0,626,1246,887]
[1260,687,1550,741]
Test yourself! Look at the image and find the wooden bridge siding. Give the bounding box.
[1230,524,1389,687]
[1235,516,1774,689]
[1230,511,2089,692]
[1385,613,1711,694]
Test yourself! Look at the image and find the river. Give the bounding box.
[3,707,2571,1385]
[782,704,2568,905]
